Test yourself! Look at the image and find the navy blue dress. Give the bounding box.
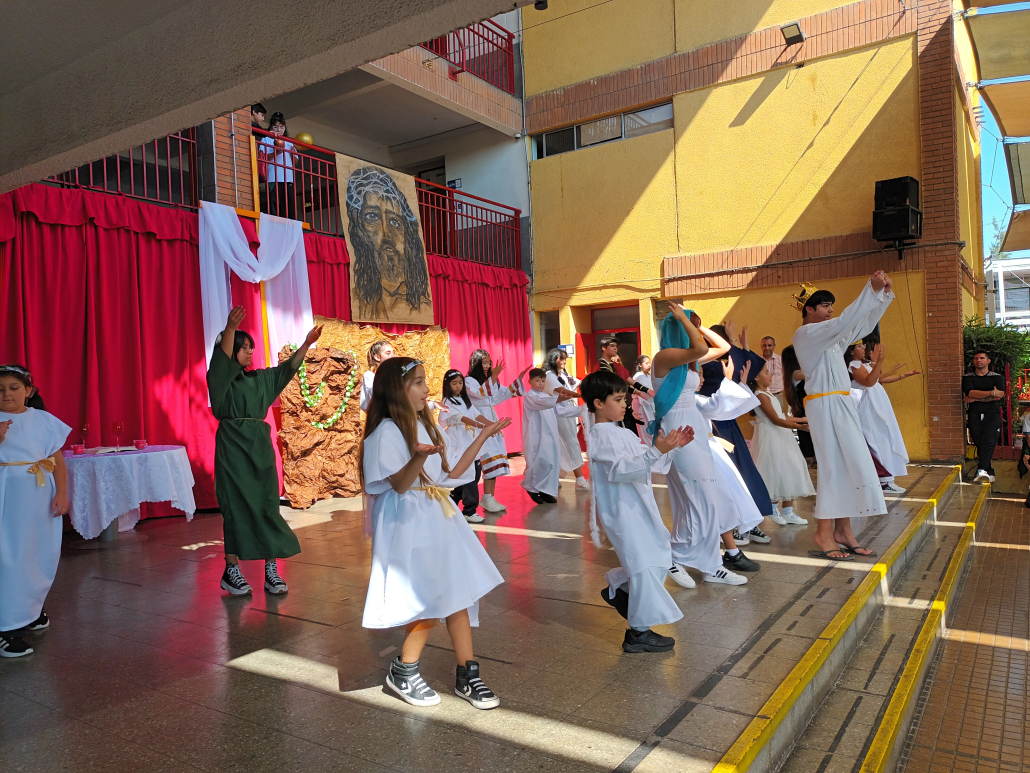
[699,349,774,517]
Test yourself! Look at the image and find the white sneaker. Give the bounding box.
[704,568,748,586]
[988,473,996,483]
[974,469,990,482]
[782,512,808,526]
[575,478,591,490]
[481,494,506,513]
[464,512,485,524]
[667,563,696,589]
[881,481,906,495]
[769,512,788,525]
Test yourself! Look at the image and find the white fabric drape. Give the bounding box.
[198,203,313,368]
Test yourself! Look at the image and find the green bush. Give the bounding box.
[963,317,1030,437]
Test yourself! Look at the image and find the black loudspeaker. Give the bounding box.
[873,206,923,241]
[874,176,919,209]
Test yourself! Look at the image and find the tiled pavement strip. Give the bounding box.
[897,495,1030,773]
[0,463,954,773]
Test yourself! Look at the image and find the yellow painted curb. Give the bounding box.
[859,481,991,773]
[713,465,962,773]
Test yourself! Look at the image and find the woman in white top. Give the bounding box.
[846,341,919,495]
[543,348,589,489]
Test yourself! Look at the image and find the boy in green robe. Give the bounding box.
[207,305,322,596]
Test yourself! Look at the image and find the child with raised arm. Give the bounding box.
[582,369,693,653]
[361,357,511,709]
[440,369,491,523]
[522,368,574,505]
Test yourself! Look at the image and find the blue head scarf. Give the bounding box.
[648,312,694,440]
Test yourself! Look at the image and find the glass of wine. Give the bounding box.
[113,422,124,450]
[80,422,90,446]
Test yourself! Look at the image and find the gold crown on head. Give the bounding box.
[791,282,819,312]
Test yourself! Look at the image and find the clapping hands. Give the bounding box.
[655,425,695,454]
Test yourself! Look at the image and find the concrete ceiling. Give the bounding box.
[0,0,530,193]
[265,70,475,149]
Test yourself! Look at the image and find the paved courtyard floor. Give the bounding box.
[0,462,952,772]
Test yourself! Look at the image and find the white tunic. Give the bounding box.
[359,370,376,412]
[465,375,518,479]
[792,282,893,519]
[439,396,482,487]
[588,422,683,629]
[362,419,504,629]
[0,408,72,630]
[696,381,765,535]
[751,389,816,501]
[521,389,561,497]
[651,368,723,574]
[544,370,583,472]
[633,372,654,444]
[849,362,909,479]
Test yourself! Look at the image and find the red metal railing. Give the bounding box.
[48,129,199,209]
[252,131,522,269]
[254,127,341,235]
[421,19,515,94]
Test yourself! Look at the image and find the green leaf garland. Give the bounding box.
[288,345,359,430]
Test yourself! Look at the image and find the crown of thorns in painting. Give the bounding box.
[346,166,430,320]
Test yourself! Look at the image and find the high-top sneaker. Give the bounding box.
[385,657,440,707]
[746,526,771,544]
[731,528,750,546]
[264,560,288,594]
[455,660,500,709]
[220,564,252,595]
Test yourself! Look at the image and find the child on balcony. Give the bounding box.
[258,112,297,220]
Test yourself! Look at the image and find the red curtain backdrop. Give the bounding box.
[305,233,532,449]
[0,184,218,511]
[0,186,533,518]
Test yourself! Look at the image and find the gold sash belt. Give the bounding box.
[1,454,58,487]
[803,390,850,406]
[414,484,458,518]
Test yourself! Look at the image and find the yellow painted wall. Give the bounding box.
[674,0,845,54]
[962,285,978,322]
[675,37,920,252]
[670,272,931,461]
[530,128,677,305]
[521,0,675,96]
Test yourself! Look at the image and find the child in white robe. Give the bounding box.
[632,355,655,444]
[543,348,589,489]
[792,274,894,561]
[361,357,509,709]
[581,369,692,653]
[0,365,71,658]
[440,369,490,523]
[360,340,394,412]
[522,369,573,504]
[465,349,528,513]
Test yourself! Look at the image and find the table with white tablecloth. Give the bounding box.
[63,445,196,540]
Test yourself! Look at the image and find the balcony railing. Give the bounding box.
[48,129,199,209]
[421,19,515,95]
[253,130,522,270]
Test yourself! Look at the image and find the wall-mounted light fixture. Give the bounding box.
[780,22,805,45]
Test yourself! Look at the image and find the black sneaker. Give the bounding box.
[600,586,630,619]
[385,657,440,707]
[264,560,288,595]
[731,528,750,546]
[26,609,49,631]
[538,493,558,504]
[723,550,761,572]
[455,660,500,709]
[220,564,252,595]
[527,491,545,504]
[622,628,675,653]
[747,526,771,544]
[0,633,33,658]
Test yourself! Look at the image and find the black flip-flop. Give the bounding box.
[839,545,877,557]
[807,549,854,561]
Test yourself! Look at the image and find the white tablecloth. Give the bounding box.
[64,445,196,539]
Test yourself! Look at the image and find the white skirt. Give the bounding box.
[606,566,683,629]
[751,423,816,501]
[556,415,581,473]
[710,438,765,534]
[362,489,504,629]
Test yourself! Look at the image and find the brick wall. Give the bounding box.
[212,108,254,212]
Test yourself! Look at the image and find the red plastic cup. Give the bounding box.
[71,444,85,455]
[133,440,148,450]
